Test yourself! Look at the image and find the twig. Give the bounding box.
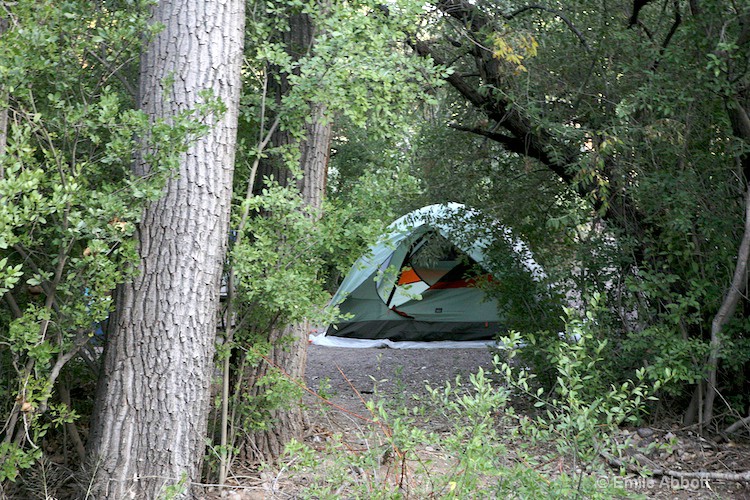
[272,456,296,494]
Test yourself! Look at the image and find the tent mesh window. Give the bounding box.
[387,232,486,308]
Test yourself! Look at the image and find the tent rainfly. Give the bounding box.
[325,203,544,342]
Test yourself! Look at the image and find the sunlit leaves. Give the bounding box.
[492,27,539,74]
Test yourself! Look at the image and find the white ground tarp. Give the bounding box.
[309,332,498,349]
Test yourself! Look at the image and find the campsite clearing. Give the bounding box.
[306,346,744,498]
[200,344,750,498]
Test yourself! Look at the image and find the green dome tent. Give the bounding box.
[325,203,544,342]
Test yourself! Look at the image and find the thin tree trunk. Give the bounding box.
[86,0,244,498]
[241,102,332,465]
[702,101,750,428]
[57,378,85,462]
[683,383,701,427]
[240,12,332,464]
[703,185,750,427]
[217,107,279,485]
[0,15,8,180]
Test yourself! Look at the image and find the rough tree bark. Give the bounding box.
[240,12,332,464]
[86,0,244,498]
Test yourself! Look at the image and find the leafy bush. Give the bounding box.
[277,309,667,498]
[0,1,223,489]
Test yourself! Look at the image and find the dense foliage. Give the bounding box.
[410,0,750,427]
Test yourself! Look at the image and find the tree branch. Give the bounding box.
[650,0,681,70]
[84,48,137,99]
[448,123,544,159]
[660,1,682,52]
[628,0,656,27]
[600,444,750,482]
[415,0,654,254]
[723,416,750,434]
[411,38,578,176]
[723,413,750,436]
[3,291,22,319]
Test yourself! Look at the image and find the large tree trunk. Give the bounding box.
[241,322,311,462]
[241,14,332,464]
[298,103,331,212]
[86,0,244,498]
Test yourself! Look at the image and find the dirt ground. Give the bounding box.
[304,343,497,417]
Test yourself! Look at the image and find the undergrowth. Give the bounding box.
[278,312,668,499]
